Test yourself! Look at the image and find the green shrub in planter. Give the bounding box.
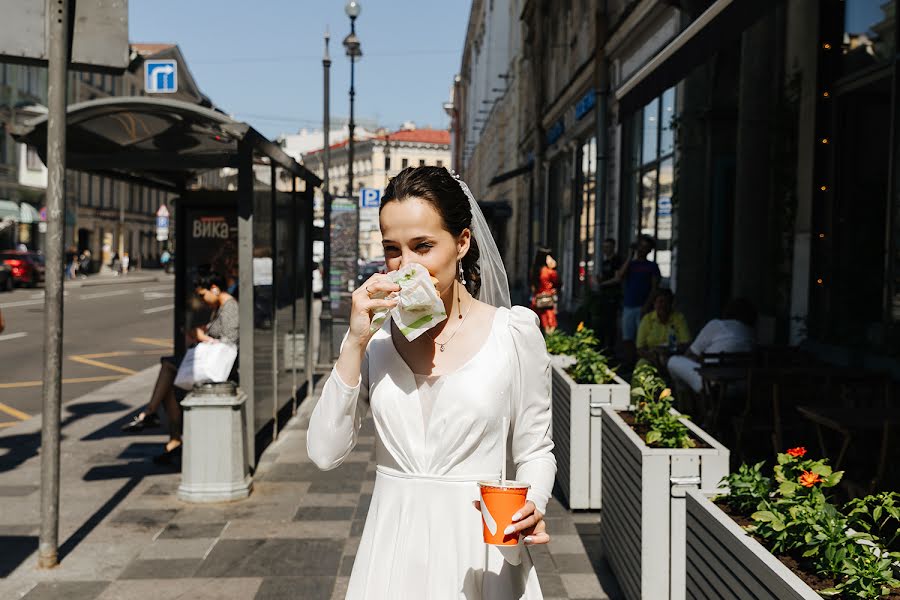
[720,448,900,598]
[566,346,617,384]
[628,363,695,449]
[544,329,576,355]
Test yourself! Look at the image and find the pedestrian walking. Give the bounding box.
[65,246,78,280]
[530,246,560,332]
[120,252,130,274]
[78,249,92,277]
[307,166,555,599]
[613,234,661,368]
[122,271,239,464]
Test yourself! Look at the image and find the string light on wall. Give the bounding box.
[816,278,824,285]
[821,138,829,144]
[820,185,828,191]
[823,43,832,50]
[822,91,831,97]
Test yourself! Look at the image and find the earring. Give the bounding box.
[458,261,466,285]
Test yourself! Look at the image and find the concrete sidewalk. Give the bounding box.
[0,367,620,599]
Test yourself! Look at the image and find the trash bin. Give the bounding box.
[178,381,252,502]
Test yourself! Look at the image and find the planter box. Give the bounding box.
[685,489,820,600]
[601,407,729,600]
[549,354,576,370]
[551,364,629,509]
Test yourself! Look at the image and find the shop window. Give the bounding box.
[576,137,597,290]
[384,156,391,171]
[402,158,409,169]
[625,87,677,278]
[419,159,426,167]
[436,160,443,168]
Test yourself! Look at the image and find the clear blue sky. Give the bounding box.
[129,1,471,139]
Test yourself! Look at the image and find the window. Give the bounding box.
[576,137,597,289]
[25,147,42,171]
[402,158,409,169]
[625,87,676,278]
[419,159,426,167]
[384,156,391,171]
[436,160,444,168]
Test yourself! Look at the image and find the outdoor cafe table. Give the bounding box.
[797,406,900,492]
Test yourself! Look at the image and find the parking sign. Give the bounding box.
[360,188,381,208]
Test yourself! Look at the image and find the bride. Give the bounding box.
[307,166,555,599]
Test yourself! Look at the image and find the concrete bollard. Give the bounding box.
[178,382,252,503]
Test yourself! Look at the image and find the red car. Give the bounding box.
[0,250,45,288]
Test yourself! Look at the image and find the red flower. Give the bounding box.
[786,447,807,458]
[799,470,821,488]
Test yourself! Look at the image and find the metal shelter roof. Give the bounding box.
[12,96,322,191]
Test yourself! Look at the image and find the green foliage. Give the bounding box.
[720,451,900,598]
[721,462,771,515]
[845,492,900,553]
[544,329,576,356]
[566,347,616,385]
[628,363,694,449]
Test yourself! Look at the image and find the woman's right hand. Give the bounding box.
[346,273,400,349]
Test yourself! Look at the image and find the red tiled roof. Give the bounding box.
[131,43,176,56]
[305,128,450,156]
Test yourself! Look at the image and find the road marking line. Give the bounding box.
[132,337,173,348]
[140,285,172,292]
[143,304,173,314]
[0,332,27,342]
[79,289,133,301]
[0,299,46,308]
[0,422,19,428]
[0,402,31,420]
[0,375,124,390]
[143,291,174,300]
[68,355,137,375]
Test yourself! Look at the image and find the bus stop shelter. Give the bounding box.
[14,97,322,465]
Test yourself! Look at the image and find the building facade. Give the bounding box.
[0,43,216,270]
[301,126,451,262]
[455,0,900,372]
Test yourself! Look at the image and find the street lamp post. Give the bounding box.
[343,1,362,269]
[318,30,334,365]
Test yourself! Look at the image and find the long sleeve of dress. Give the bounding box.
[306,345,370,471]
[508,306,557,515]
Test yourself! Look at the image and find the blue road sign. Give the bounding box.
[156,215,170,229]
[360,188,381,208]
[145,59,178,93]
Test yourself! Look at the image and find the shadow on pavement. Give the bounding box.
[58,476,142,562]
[0,536,37,577]
[576,521,625,600]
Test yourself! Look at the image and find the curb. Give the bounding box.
[66,273,170,288]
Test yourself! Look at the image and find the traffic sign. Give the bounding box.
[145,59,178,93]
[156,204,170,241]
[360,188,381,208]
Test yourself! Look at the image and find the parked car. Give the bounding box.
[0,250,45,287]
[0,264,13,292]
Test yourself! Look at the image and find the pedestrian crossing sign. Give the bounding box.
[145,59,178,93]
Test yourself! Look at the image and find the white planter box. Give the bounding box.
[551,364,629,509]
[600,407,729,600]
[685,489,821,599]
[549,353,576,369]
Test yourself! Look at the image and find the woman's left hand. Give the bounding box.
[507,501,550,545]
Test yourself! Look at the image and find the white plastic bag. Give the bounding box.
[370,263,447,341]
[174,341,238,390]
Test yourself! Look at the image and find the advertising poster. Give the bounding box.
[329,197,358,317]
[182,207,238,340]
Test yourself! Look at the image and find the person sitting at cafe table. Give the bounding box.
[636,288,690,369]
[667,297,756,394]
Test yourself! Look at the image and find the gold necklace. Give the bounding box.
[426,282,473,352]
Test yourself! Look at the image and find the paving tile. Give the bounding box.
[350,519,366,536]
[553,552,596,574]
[295,493,362,508]
[339,554,355,577]
[308,479,363,494]
[118,558,203,579]
[560,573,608,599]
[260,462,366,483]
[330,576,350,600]
[196,538,343,577]
[0,524,38,535]
[255,576,335,600]
[547,534,586,555]
[355,494,372,515]
[294,506,356,521]
[158,522,227,539]
[0,485,38,496]
[221,520,352,540]
[96,578,262,600]
[343,536,361,557]
[22,581,110,600]
[139,538,217,560]
[537,572,568,597]
[110,509,177,528]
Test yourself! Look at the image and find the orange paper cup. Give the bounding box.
[477,480,530,546]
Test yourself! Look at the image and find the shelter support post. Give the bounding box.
[271,164,279,442]
[291,176,298,414]
[237,140,256,468]
[304,185,315,401]
[38,0,71,570]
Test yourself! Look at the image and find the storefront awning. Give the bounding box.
[0,200,18,220]
[616,0,777,118]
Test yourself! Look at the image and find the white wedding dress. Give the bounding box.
[307,306,556,599]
